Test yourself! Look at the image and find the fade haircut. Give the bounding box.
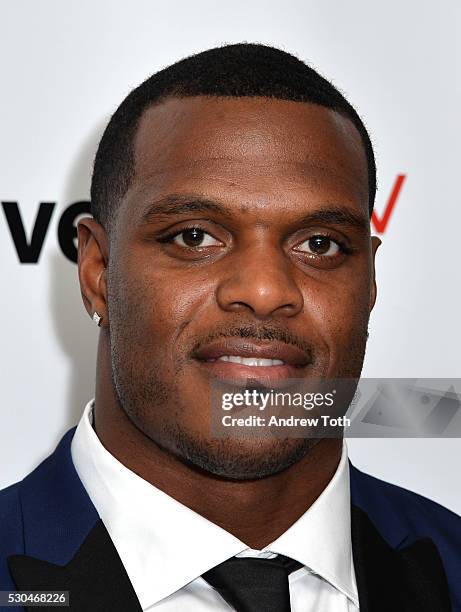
[91,43,376,232]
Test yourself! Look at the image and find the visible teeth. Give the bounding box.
[217,356,285,366]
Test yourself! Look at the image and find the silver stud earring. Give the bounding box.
[92,311,102,327]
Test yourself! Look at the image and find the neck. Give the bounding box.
[93,335,343,549]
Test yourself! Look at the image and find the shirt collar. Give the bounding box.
[71,399,357,608]
[265,441,358,605]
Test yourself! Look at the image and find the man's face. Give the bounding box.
[107,96,379,479]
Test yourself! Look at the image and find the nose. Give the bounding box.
[216,244,304,320]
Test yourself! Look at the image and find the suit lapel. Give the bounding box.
[6,431,452,611]
[351,504,451,611]
[8,519,142,612]
[10,504,449,612]
[17,428,99,565]
[7,428,142,611]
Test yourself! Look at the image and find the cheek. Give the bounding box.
[113,255,216,353]
[303,275,371,355]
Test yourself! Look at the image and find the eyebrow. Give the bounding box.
[296,206,369,231]
[140,193,369,231]
[140,195,232,224]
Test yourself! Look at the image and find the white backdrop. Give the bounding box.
[1,0,460,513]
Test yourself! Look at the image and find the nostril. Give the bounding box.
[216,270,304,318]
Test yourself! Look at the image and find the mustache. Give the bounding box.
[189,324,315,361]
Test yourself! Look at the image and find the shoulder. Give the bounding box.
[350,462,461,539]
[0,480,24,589]
[0,428,89,589]
[0,481,23,544]
[350,462,461,605]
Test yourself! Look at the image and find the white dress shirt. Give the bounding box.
[71,399,359,611]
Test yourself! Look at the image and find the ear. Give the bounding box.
[77,218,109,328]
[369,236,381,312]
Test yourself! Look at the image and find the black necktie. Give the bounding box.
[202,554,302,612]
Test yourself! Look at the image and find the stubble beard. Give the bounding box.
[109,340,368,481]
[108,284,369,480]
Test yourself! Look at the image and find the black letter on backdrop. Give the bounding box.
[1,201,55,263]
[57,200,91,263]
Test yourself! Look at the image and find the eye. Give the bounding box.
[172,227,222,248]
[295,235,342,257]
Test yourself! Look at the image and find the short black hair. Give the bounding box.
[91,43,376,231]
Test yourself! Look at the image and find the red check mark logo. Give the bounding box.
[371,174,406,234]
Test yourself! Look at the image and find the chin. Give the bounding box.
[165,429,319,481]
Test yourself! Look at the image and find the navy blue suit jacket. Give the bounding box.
[1,428,460,611]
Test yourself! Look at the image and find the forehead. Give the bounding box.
[128,96,369,217]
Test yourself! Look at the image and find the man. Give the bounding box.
[0,43,460,611]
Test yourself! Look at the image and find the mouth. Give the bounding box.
[192,338,312,385]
